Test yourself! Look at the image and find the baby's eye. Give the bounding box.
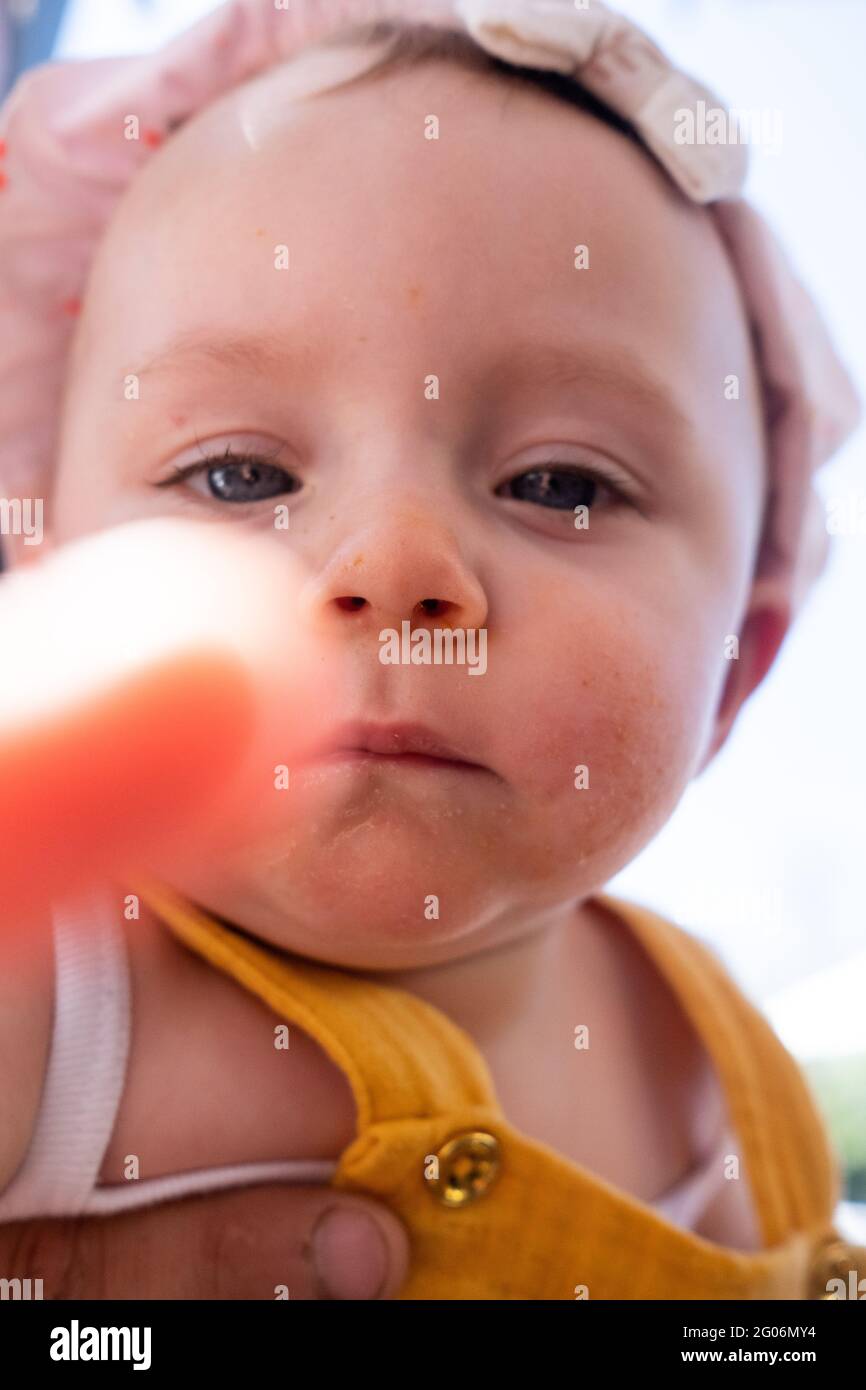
[496,465,619,511]
[161,447,302,504]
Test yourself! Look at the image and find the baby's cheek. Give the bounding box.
[511,604,718,883]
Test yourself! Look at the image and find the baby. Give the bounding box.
[0,0,862,1300]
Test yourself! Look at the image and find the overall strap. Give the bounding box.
[598,893,843,1249]
[134,879,504,1136]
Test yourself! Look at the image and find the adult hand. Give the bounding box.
[0,1186,410,1300]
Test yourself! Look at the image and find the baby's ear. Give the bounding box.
[695,572,793,774]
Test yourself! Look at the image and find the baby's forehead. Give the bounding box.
[94,52,743,327]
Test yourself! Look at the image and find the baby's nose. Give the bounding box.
[298,506,488,635]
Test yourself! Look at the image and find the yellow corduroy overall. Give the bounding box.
[139,882,864,1300]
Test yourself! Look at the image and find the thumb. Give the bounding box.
[1,1187,410,1301]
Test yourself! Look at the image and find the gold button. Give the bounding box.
[809,1236,853,1300]
[428,1131,501,1208]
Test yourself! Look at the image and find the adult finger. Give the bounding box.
[0,1186,411,1301]
[0,518,326,938]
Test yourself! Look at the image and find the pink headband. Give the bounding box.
[0,0,859,616]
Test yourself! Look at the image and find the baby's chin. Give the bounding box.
[164,802,524,970]
[172,860,507,972]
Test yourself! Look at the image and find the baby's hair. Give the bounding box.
[307,19,645,151]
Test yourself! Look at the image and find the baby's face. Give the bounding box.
[52,57,768,968]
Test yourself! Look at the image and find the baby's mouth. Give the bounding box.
[305,719,491,773]
[327,749,480,772]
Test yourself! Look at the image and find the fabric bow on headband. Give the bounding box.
[0,0,859,617]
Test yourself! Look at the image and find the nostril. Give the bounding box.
[332,596,458,619]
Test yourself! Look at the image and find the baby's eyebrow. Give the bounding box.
[131,331,697,445]
[488,341,698,446]
[133,331,291,382]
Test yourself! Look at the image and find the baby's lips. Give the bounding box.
[0,518,328,941]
